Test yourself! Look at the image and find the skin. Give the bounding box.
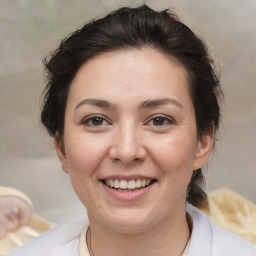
[0,196,32,239]
[55,48,214,256]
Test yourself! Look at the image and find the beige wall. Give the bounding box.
[1,0,255,222]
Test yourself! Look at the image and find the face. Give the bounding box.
[55,48,213,234]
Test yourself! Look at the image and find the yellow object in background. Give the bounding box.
[0,187,32,207]
[199,188,256,245]
[0,215,55,255]
[0,187,55,255]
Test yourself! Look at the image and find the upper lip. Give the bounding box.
[99,175,156,181]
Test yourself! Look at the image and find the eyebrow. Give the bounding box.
[139,98,183,109]
[75,97,182,110]
[75,99,117,110]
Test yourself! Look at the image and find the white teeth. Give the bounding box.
[135,180,141,188]
[104,179,153,190]
[128,180,136,189]
[109,180,114,188]
[114,179,119,188]
[120,180,128,189]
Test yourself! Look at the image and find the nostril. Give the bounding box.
[109,147,146,163]
[108,133,146,164]
[113,157,143,165]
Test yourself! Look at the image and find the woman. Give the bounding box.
[6,5,256,256]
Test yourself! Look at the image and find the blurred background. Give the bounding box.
[1,0,255,222]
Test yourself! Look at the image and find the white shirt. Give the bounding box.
[5,205,256,256]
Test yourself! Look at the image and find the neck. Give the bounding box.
[87,210,190,256]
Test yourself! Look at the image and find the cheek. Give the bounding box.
[63,134,110,207]
[65,134,109,175]
[148,133,198,196]
[149,133,198,171]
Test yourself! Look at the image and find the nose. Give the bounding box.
[109,122,146,164]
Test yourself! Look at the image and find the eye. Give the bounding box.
[147,115,174,126]
[152,117,167,126]
[82,115,109,127]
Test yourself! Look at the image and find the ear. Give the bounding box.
[54,135,69,174]
[193,125,215,171]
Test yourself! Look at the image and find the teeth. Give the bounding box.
[114,179,119,188]
[109,180,114,188]
[128,180,136,189]
[120,180,128,189]
[135,180,141,188]
[104,179,153,190]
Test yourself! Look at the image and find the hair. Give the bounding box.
[41,5,222,207]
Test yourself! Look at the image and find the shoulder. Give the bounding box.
[211,224,256,255]
[187,204,256,256]
[5,215,88,256]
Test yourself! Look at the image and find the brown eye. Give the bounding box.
[82,115,108,127]
[91,117,104,126]
[152,117,167,126]
[147,115,174,128]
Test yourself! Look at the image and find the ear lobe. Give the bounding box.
[193,128,215,171]
[54,135,69,174]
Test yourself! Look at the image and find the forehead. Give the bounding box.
[68,48,191,106]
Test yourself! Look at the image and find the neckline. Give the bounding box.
[79,215,192,256]
[79,225,90,256]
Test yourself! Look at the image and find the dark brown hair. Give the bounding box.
[41,5,222,206]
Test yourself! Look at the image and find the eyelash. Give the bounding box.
[146,115,175,127]
[81,115,109,127]
[80,114,175,128]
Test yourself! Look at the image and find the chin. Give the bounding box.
[107,220,152,234]
[100,208,157,234]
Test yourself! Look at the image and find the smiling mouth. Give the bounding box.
[101,179,156,191]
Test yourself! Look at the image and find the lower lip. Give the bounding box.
[102,182,155,201]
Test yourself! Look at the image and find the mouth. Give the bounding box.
[101,179,156,192]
